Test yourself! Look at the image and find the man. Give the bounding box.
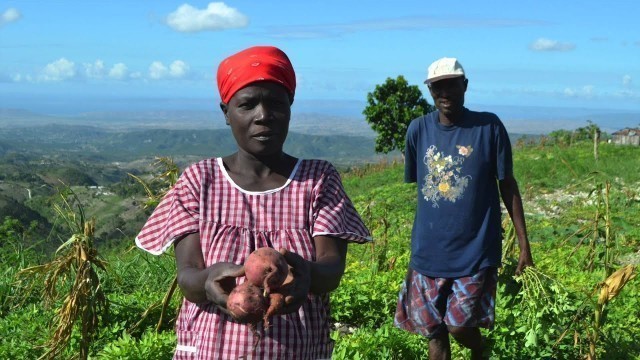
[394,57,534,360]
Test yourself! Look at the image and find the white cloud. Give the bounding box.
[109,63,128,80]
[149,61,168,79]
[10,58,189,83]
[529,38,575,52]
[169,60,189,77]
[11,73,23,82]
[564,85,595,98]
[615,89,640,100]
[84,60,105,78]
[166,2,248,32]
[148,60,190,79]
[40,58,76,81]
[0,8,21,27]
[622,74,632,87]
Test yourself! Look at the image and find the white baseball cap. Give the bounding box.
[424,57,465,84]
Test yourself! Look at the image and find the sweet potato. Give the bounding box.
[226,281,267,324]
[263,292,285,328]
[244,247,289,295]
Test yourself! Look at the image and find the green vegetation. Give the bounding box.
[363,75,434,154]
[1,137,639,359]
[0,125,388,250]
[0,124,381,164]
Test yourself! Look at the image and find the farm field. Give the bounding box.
[1,140,639,359]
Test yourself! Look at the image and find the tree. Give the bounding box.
[548,129,573,146]
[363,75,434,154]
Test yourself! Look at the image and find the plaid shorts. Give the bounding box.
[394,267,497,338]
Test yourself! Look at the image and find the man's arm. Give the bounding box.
[498,174,534,274]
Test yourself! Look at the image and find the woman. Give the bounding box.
[136,46,371,359]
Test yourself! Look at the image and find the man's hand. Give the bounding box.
[515,249,534,276]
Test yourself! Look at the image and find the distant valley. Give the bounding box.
[2,103,638,137]
[1,104,637,252]
[0,108,377,137]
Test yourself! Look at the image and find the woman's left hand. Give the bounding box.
[275,248,312,314]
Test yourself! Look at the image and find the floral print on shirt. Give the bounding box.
[421,144,474,207]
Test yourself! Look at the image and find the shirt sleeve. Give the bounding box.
[404,117,419,183]
[311,162,371,243]
[494,117,514,180]
[135,165,201,255]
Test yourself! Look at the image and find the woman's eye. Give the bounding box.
[269,99,288,108]
[237,102,254,109]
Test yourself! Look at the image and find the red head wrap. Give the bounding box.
[216,46,296,104]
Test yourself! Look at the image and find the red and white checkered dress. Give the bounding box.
[136,157,371,359]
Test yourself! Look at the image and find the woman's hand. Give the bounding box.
[175,233,246,311]
[204,262,245,315]
[276,248,312,314]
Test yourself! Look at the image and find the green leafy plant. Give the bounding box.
[2,139,640,358]
[331,321,425,360]
[97,329,175,360]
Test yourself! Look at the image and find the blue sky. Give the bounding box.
[1,1,639,116]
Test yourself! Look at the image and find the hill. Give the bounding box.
[0,107,377,137]
[0,122,391,248]
[0,124,382,164]
[0,140,639,359]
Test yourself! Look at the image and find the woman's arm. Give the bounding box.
[174,233,244,310]
[309,235,348,294]
[277,235,348,313]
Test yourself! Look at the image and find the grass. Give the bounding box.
[0,140,639,359]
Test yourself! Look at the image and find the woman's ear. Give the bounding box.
[220,102,229,125]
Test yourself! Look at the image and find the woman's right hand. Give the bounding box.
[204,262,245,315]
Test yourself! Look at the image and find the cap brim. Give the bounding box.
[424,73,464,85]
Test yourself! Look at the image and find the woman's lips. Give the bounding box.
[253,132,276,141]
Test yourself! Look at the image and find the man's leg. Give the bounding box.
[443,267,497,360]
[428,331,452,360]
[394,269,453,359]
[447,326,483,360]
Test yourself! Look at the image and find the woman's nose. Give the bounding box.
[254,103,272,122]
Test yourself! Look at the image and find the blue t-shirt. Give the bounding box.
[404,108,513,278]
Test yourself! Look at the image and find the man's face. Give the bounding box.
[428,76,468,119]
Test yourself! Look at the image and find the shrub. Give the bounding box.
[97,330,175,360]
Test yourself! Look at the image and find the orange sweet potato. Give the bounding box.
[263,292,285,328]
[226,281,267,324]
[244,247,289,295]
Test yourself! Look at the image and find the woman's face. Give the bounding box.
[223,81,292,158]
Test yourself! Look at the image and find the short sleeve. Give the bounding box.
[494,117,514,180]
[404,117,420,183]
[311,163,371,243]
[135,166,201,255]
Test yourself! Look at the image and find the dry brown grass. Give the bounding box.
[17,188,107,359]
